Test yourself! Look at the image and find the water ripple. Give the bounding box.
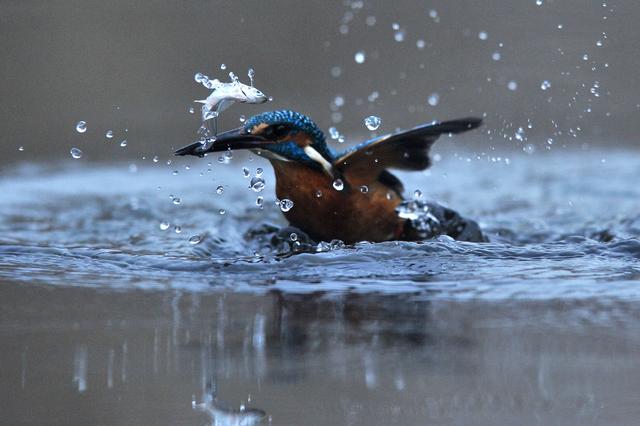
[1,152,639,300]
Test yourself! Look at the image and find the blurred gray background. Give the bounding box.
[1,0,638,164]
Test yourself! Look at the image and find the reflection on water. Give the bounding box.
[193,385,267,426]
[3,282,640,425]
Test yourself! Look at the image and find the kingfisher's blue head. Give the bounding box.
[242,110,335,167]
[175,110,336,170]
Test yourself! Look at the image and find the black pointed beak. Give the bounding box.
[174,127,271,157]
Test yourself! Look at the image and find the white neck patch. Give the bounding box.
[303,145,334,175]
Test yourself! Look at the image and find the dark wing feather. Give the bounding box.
[333,118,482,188]
[378,170,405,195]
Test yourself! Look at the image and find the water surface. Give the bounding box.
[1,149,639,425]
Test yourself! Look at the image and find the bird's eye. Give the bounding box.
[265,125,289,140]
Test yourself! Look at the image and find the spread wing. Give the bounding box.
[333,118,482,189]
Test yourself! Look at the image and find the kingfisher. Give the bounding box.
[175,110,484,244]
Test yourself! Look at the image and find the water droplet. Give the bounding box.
[337,135,345,143]
[188,234,202,245]
[174,225,182,234]
[333,95,345,107]
[413,189,423,199]
[596,40,603,47]
[219,208,226,215]
[332,179,344,191]
[524,144,536,154]
[582,54,589,61]
[416,39,426,49]
[18,146,24,152]
[536,0,543,5]
[360,185,369,193]
[239,114,246,123]
[290,233,298,242]
[75,121,87,133]
[393,28,406,42]
[194,72,206,83]
[70,147,83,159]
[508,80,518,91]
[279,199,294,212]
[120,140,128,147]
[354,51,366,64]
[427,93,440,106]
[515,127,525,141]
[492,52,501,61]
[255,167,263,177]
[204,109,219,121]
[478,31,488,41]
[172,170,179,176]
[331,66,342,77]
[159,221,170,231]
[256,196,264,208]
[220,63,226,70]
[368,91,379,102]
[189,106,195,114]
[152,156,159,163]
[105,130,114,139]
[540,80,551,90]
[250,177,265,192]
[315,190,323,198]
[216,185,224,195]
[172,197,181,205]
[366,16,376,26]
[364,115,381,130]
[547,138,554,145]
[242,167,251,178]
[247,68,255,85]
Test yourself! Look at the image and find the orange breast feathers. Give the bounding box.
[270,161,404,243]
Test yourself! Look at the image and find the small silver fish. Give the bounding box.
[195,74,268,135]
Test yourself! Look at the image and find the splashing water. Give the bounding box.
[248,68,255,86]
[250,177,265,192]
[279,199,294,212]
[70,148,83,159]
[364,116,381,131]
